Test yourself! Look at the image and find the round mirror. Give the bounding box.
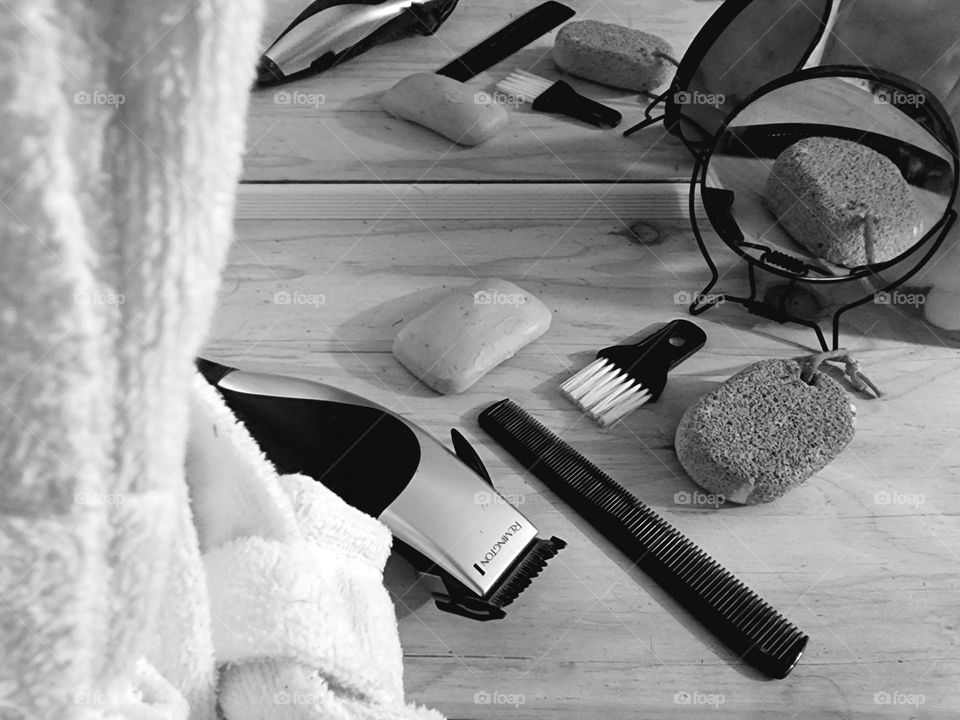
[669,0,834,150]
[698,69,958,282]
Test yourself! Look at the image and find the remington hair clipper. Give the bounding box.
[198,359,564,620]
[257,0,460,86]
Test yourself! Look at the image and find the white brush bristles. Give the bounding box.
[495,69,553,103]
[559,358,652,426]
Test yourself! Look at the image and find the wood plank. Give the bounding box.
[243,0,723,182]
[235,181,705,220]
[206,216,960,717]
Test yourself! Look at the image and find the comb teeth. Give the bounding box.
[479,399,809,680]
[496,68,554,103]
[559,357,653,426]
[487,536,566,608]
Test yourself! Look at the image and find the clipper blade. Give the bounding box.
[487,535,567,608]
[428,535,565,620]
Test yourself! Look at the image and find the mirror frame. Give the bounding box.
[685,65,959,350]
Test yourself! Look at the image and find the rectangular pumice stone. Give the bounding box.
[392,279,552,394]
[763,136,922,267]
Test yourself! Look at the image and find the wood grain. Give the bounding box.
[244,0,725,182]
[225,2,960,716]
[206,216,960,719]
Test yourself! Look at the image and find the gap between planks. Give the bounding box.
[236,182,706,222]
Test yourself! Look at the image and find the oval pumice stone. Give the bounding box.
[675,359,855,504]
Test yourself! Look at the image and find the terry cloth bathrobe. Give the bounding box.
[0,2,443,719]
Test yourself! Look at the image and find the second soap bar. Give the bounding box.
[380,73,508,146]
[393,279,552,394]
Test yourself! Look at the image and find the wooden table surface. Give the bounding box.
[215,1,960,717]
[243,0,724,182]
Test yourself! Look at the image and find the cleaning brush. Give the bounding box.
[560,319,706,426]
[496,69,622,128]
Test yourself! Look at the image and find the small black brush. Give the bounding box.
[560,319,706,426]
[497,69,622,128]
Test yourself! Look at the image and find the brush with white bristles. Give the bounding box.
[496,69,622,128]
[560,320,706,426]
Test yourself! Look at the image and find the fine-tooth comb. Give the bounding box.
[560,319,706,426]
[478,399,810,679]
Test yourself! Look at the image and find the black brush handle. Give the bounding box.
[600,319,706,370]
[436,1,575,82]
[479,399,809,680]
[598,319,706,401]
[531,80,622,128]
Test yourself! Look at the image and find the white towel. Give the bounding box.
[189,376,441,720]
[0,1,444,718]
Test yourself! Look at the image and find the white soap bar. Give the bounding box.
[380,73,508,146]
[393,279,552,394]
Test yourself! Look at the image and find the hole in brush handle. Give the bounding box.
[531,81,622,128]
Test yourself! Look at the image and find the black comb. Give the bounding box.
[478,399,809,679]
[435,1,575,82]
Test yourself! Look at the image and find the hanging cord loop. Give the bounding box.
[798,349,884,399]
